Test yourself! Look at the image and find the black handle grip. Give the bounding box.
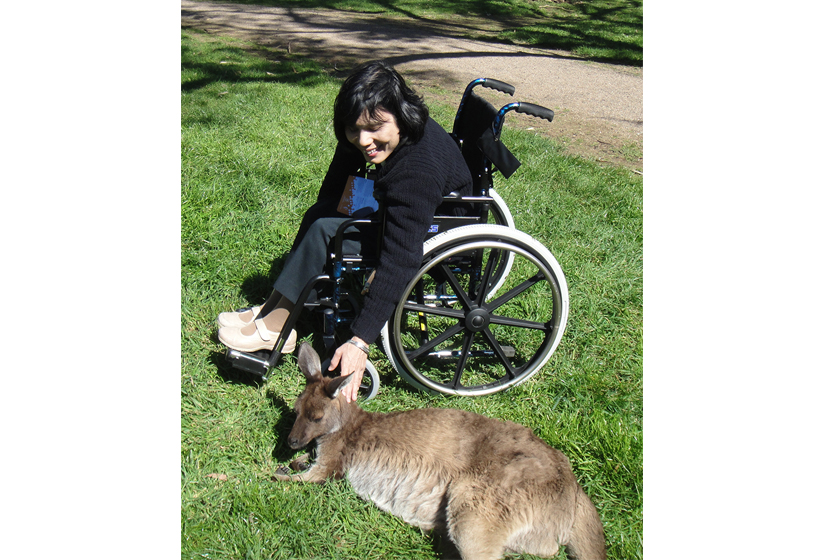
[515,102,554,122]
[481,79,515,95]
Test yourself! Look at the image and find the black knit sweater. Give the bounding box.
[316,117,473,343]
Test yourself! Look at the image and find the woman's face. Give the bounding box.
[345,109,401,164]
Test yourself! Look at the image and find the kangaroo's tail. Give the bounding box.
[565,484,606,560]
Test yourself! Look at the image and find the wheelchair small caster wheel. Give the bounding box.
[320,357,380,401]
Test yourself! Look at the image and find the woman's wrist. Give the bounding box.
[346,337,370,355]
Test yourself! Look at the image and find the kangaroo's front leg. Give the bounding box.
[272,462,332,483]
[289,453,311,471]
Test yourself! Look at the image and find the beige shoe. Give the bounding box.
[217,306,261,329]
[218,318,296,353]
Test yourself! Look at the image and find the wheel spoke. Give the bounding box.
[479,328,517,380]
[488,313,550,331]
[451,331,476,389]
[402,301,465,320]
[437,261,472,307]
[485,272,545,313]
[406,323,464,362]
[474,247,500,303]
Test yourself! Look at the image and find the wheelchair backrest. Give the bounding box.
[452,92,500,194]
[431,80,552,238]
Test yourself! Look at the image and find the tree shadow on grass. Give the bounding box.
[184,0,642,67]
[181,27,332,94]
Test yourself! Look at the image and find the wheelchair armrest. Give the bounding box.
[442,195,494,203]
[333,216,381,264]
[437,194,495,214]
[428,194,497,239]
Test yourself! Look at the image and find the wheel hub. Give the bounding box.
[465,308,490,332]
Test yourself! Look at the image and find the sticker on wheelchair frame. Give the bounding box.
[428,225,439,233]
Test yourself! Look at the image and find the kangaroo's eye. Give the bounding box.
[307,413,324,422]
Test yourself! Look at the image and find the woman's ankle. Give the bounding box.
[261,307,290,333]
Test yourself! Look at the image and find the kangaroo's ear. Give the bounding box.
[297,342,323,384]
[325,374,354,400]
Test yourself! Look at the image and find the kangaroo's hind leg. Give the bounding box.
[445,485,510,560]
[447,516,508,560]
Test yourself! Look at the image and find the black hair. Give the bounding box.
[333,61,429,148]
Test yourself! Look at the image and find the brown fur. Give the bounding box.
[274,342,606,560]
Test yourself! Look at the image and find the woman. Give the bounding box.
[217,61,473,402]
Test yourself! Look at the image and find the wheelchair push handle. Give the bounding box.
[513,102,554,122]
[480,78,515,95]
[455,78,515,126]
[492,102,555,139]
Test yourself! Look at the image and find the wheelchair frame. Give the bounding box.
[226,78,568,400]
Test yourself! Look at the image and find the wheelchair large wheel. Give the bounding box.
[488,188,515,228]
[486,189,515,297]
[381,224,569,396]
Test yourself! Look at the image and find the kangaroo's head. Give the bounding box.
[287,342,355,450]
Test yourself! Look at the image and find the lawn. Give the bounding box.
[181,28,642,559]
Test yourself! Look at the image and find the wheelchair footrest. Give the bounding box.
[226,348,271,379]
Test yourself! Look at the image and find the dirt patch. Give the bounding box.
[181,0,642,171]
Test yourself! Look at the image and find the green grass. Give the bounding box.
[190,0,643,66]
[182,29,642,559]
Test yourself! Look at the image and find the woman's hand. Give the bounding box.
[328,337,369,403]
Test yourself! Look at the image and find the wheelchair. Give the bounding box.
[226,78,570,400]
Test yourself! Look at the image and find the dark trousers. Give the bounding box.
[273,199,377,303]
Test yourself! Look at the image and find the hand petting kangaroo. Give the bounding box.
[273,342,606,560]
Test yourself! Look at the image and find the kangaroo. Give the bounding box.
[273,342,606,560]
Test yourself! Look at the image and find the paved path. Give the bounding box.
[181,0,642,168]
